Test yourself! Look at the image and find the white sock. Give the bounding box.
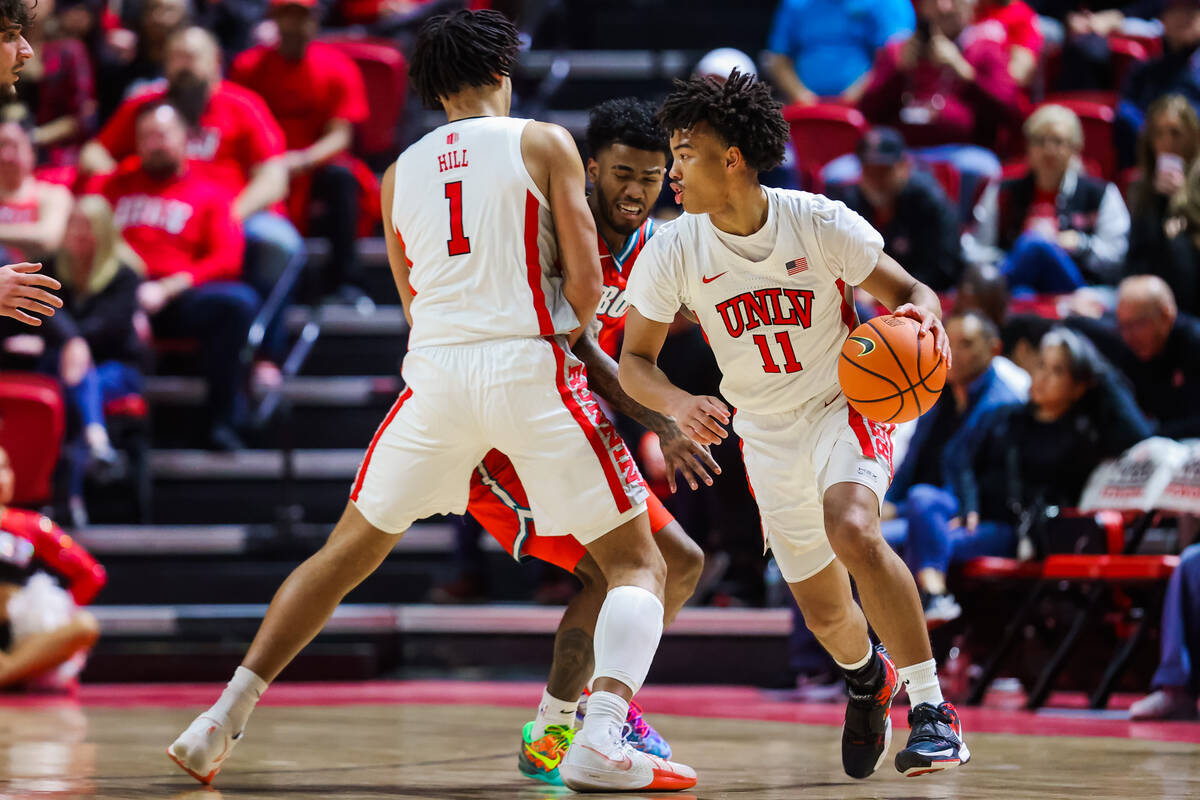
[898,659,944,709]
[834,646,873,672]
[208,666,269,735]
[578,690,629,750]
[591,585,664,696]
[532,688,578,738]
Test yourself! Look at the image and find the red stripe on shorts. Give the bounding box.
[350,387,412,502]
[524,192,555,335]
[550,339,632,513]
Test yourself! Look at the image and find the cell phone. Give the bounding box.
[1157,152,1185,178]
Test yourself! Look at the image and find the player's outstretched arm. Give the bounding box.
[0,262,62,326]
[523,122,602,344]
[620,307,730,447]
[858,252,953,368]
[575,324,719,491]
[380,163,415,326]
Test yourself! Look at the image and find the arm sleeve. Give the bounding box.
[28,516,107,605]
[191,194,246,283]
[95,96,141,162]
[625,230,688,324]
[809,193,885,285]
[766,1,795,55]
[332,54,369,124]
[238,92,287,168]
[1080,183,1131,285]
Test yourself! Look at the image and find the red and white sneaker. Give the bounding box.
[559,728,697,792]
[166,714,241,785]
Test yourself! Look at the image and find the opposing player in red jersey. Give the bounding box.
[464,98,711,785]
[167,11,696,792]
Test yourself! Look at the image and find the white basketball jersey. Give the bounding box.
[390,116,578,348]
[626,188,885,415]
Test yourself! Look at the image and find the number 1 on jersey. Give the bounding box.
[753,331,804,374]
[444,181,471,256]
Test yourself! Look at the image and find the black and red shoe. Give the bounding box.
[841,645,899,779]
[895,701,971,777]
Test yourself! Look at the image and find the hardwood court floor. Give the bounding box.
[2,682,1199,800]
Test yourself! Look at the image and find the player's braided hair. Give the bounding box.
[586,97,670,160]
[410,9,521,110]
[658,69,789,173]
[0,0,30,31]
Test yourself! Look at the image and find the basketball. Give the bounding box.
[838,315,947,424]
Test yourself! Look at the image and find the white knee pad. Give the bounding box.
[591,585,664,695]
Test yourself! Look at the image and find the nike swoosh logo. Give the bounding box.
[925,748,956,757]
[580,744,633,771]
[701,272,727,283]
[526,747,560,770]
[824,393,842,407]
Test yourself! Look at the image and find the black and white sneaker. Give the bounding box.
[842,645,898,779]
[895,701,971,777]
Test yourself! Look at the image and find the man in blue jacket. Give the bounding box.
[883,310,1024,623]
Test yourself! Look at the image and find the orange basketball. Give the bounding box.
[838,315,947,424]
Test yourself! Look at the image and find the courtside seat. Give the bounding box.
[0,372,65,506]
[962,557,1043,581]
[782,103,868,190]
[1043,553,1178,583]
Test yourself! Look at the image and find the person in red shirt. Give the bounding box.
[231,0,376,306]
[0,117,73,262]
[103,101,258,450]
[0,445,105,690]
[81,25,300,370]
[973,0,1044,91]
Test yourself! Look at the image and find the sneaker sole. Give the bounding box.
[517,763,564,786]
[560,765,697,793]
[897,743,971,777]
[166,746,218,785]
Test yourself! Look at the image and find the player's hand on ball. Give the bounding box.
[669,394,730,447]
[892,303,952,368]
[657,422,722,493]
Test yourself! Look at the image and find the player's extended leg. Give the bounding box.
[167,502,400,784]
[823,482,970,777]
[557,512,697,792]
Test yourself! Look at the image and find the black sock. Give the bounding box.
[841,647,884,695]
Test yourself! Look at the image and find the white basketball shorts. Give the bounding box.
[351,336,648,543]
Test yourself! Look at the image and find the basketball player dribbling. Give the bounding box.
[619,71,971,779]
[459,97,710,785]
[166,10,696,792]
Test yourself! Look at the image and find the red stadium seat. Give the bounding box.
[962,557,1043,581]
[0,372,65,506]
[1035,99,1116,180]
[323,36,407,160]
[782,103,869,190]
[1110,32,1162,60]
[1108,36,1150,91]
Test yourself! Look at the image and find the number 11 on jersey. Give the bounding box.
[753,331,804,374]
[445,181,472,256]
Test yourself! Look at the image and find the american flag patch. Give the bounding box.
[446,132,459,145]
[786,256,808,275]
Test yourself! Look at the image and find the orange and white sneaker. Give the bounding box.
[559,728,697,792]
[166,714,241,785]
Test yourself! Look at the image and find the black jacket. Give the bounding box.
[43,264,148,368]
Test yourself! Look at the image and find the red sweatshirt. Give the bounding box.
[0,507,107,605]
[859,27,1024,149]
[102,162,245,284]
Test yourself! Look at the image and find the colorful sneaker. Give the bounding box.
[895,701,971,777]
[842,645,899,779]
[559,728,696,792]
[167,713,241,785]
[624,698,672,758]
[517,722,574,785]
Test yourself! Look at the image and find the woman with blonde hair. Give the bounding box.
[46,195,146,524]
[1127,94,1200,314]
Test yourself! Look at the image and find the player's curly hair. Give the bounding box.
[0,0,31,30]
[409,9,521,110]
[586,97,670,160]
[658,69,789,173]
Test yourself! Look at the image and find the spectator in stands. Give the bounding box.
[1041,1,1165,92]
[883,311,1025,621]
[974,0,1044,89]
[0,116,72,262]
[1126,94,1200,313]
[102,101,255,451]
[230,0,376,308]
[859,0,1024,153]
[827,126,965,291]
[47,195,146,513]
[968,104,1130,291]
[1001,310,1056,373]
[1068,274,1200,436]
[954,263,1035,395]
[0,445,105,690]
[764,0,915,106]
[83,25,300,378]
[1130,542,1200,719]
[96,0,190,120]
[1118,0,1200,164]
[13,0,95,167]
[929,327,1151,617]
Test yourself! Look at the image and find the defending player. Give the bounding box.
[619,71,970,779]
[463,98,710,785]
[166,11,696,792]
